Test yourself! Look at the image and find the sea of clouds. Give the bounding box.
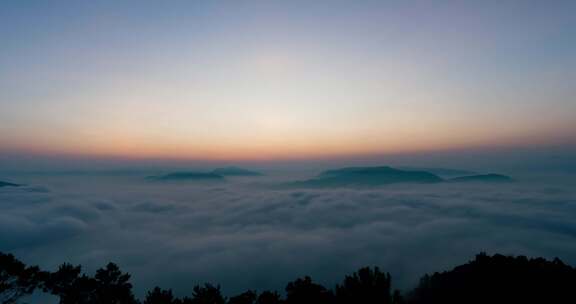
[1,173,576,300]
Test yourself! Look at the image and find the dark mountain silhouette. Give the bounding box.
[211,167,263,176]
[0,180,21,188]
[2,251,575,304]
[397,167,476,177]
[288,166,443,188]
[285,166,514,188]
[146,172,225,182]
[407,253,576,304]
[448,173,513,183]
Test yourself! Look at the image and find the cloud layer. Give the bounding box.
[1,175,576,299]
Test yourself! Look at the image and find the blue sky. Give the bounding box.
[1,0,575,161]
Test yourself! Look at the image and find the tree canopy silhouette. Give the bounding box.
[335,267,394,304]
[2,251,576,304]
[228,290,257,304]
[44,262,136,304]
[0,253,46,304]
[185,283,226,304]
[285,276,333,304]
[408,252,576,304]
[255,291,282,304]
[143,287,179,304]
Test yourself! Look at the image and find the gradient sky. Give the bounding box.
[1,0,575,161]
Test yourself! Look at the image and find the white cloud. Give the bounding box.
[1,177,576,299]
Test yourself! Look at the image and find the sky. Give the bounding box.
[2,2,576,301]
[1,0,575,162]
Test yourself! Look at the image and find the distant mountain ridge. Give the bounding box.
[0,180,21,187]
[448,174,513,183]
[146,172,225,182]
[398,166,476,177]
[211,167,263,176]
[288,166,513,188]
[146,167,263,182]
[290,166,443,187]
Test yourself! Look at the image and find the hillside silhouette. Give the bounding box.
[447,173,513,183]
[289,166,443,188]
[397,167,476,178]
[2,252,575,304]
[144,167,263,182]
[0,180,21,188]
[408,253,576,303]
[287,166,514,188]
[146,172,225,182]
[211,167,264,176]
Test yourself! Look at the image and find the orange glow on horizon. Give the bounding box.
[2,127,573,162]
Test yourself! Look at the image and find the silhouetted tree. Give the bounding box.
[392,290,403,304]
[285,276,332,304]
[0,253,46,304]
[144,287,181,304]
[255,291,282,304]
[45,263,97,304]
[46,262,136,304]
[408,253,576,304]
[186,284,225,304]
[5,250,576,304]
[228,290,256,304]
[335,267,392,304]
[92,263,137,304]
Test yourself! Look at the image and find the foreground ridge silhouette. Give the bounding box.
[1,252,575,304]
